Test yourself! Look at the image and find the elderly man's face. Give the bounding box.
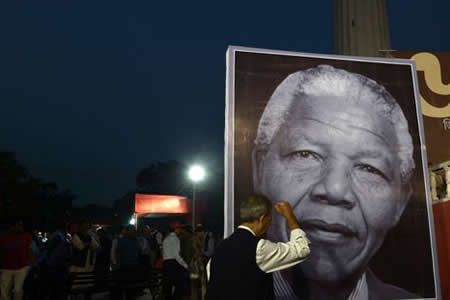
[254,94,410,282]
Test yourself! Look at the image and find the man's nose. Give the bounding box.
[310,161,355,209]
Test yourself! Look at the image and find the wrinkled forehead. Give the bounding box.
[283,93,399,147]
[303,71,377,96]
[300,71,396,111]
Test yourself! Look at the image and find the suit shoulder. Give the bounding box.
[367,270,419,299]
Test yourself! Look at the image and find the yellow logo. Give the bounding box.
[412,52,450,118]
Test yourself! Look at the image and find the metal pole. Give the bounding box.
[192,183,196,232]
[191,183,199,300]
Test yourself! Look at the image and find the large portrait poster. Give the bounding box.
[225,47,440,299]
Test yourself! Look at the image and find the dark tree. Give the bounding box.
[136,160,188,194]
[112,191,135,226]
[0,151,74,228]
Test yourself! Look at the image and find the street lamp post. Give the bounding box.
[188,165,206,231]
[187,164,206,300]
[192,183,196,231]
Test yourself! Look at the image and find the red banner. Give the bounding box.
[134,193,190,214]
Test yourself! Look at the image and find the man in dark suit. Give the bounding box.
[206,194,310,300]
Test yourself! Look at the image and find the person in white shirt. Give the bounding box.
[110,225,127,267]
[202,231,215,259]
[162,224,188,300]
[205,194,310,300]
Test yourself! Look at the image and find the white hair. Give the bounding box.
[254,65,415,183]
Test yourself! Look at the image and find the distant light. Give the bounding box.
[188,165,206,183]
[129,216,136,225]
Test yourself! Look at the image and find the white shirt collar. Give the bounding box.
[238,225,256,236]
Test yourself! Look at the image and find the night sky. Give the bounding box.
[1,1,449,206]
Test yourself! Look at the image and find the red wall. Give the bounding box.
[433,201,450,299]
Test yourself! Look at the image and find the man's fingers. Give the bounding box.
[274,205,282,213]
[274,201,291,209]
[274,201,294,216]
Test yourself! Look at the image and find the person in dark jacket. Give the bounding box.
[94,228,112,284]
[206,194,310,300]
[40,220,71,300]
[111,225,147,300]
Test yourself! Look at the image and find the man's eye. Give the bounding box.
[288,150,320,160]
[356,164,389,181]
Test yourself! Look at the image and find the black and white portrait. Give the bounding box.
[225,47,440,299]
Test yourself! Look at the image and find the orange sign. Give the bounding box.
[134,193,190,214]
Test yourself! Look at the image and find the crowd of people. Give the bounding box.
[0,218,217,300]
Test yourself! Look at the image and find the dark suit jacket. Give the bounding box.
[366,269,419,300]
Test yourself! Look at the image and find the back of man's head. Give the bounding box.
[240,194,272,223]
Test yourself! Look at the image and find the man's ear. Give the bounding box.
[252,149,266,190]
[393,183,413,226]
[258,214,266,224]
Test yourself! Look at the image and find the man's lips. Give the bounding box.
[301,219,358,239]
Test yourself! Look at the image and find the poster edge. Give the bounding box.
[410,61,442,300]
[228,45,415,66]
[224,46,236,238]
